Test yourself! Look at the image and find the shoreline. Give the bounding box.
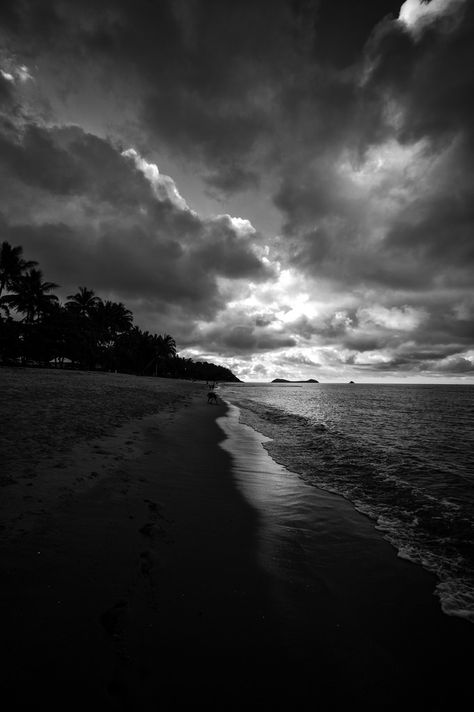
[1,369,473,708]
[222,385,474,626]
[218,399,473,707]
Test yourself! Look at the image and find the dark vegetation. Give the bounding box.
[0,242,240,382]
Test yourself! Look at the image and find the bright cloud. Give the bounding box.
[225,216,256,236]
[358,305,427,331]
[1,69,15,82]
[122,148,190,211]
[399,0,466,33]
[0,63,33,84]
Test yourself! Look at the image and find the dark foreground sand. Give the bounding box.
[1,369,472,710]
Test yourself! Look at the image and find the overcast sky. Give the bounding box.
[1,0,473,382]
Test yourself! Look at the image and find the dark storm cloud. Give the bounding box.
[355,351,474,375]
[437,356,474,373]
[285,310,357,343]
[0,0,298,191]
[275,352,321,367]
[180,323,297,355]
[0,122,159,205]
[0,124,88,195]
[0,0,402,195]
[205,164,260,194]
[416,304,474,349]
[193,225,269,280]
[275,1,474,290]
[384,185,474,288]
[255,314,275,328]
[0,72,13,105]
[310,0,402,68]
[0,118,272,324]
[342,334,385,352]
[198,310,329,356]
[364,1,474,146]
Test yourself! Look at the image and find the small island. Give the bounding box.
[271,378,319,383]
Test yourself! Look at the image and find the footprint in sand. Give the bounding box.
[139,550,153,576]
[144,499,159,513]
[100,599,128,638]
[138,522,155,537]
[138,500,169,539]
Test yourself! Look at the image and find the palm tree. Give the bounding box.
[95,300,133,339]
[4,269,59,323]
[148,333,177,376]
[157,333,177,359]
[93,300,134,369]
[0,241,37,299]
[65,287,101,317]
[114,326,155,374]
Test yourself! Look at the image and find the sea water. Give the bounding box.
[220,383,474,623]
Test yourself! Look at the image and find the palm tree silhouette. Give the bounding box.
[142,333,177,376]
[0,242,38,316]
[156,334,176,374]
[161,334,177,358]
[0,241,38,298]
[95,300,133,338]
[65,287,101,317]
[93,300,134,369]
[4,269,59,323]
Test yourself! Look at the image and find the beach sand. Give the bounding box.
[1,368,472,710]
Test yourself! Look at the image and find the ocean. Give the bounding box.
[220,383,474,623]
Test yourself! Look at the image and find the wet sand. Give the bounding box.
[1,368,472,710]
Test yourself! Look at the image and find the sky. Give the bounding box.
[1,0,473,383]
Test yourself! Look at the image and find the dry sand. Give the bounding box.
[1,368,472,710]
[0,368,202,539]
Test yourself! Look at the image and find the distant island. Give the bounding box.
[271,378,319,383]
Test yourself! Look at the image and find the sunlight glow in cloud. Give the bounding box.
[16,65,33,82]
[210,214,257,237]
[1,69,15,82]
[358,305,427,331]
[227,216,256,235]
[399,0,466,32]
[341,139,428,190]
[354,349,393,365]
[1,63,33,83]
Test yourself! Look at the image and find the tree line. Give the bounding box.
[0,241,240,382]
